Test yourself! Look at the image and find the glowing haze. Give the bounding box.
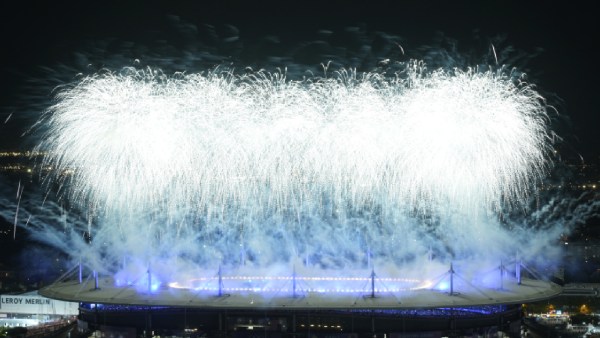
[32,61,553,290]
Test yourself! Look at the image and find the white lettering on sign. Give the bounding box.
[1,294,78,316]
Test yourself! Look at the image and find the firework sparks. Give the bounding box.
[32,61,552,290]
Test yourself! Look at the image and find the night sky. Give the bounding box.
[0,0,598,161]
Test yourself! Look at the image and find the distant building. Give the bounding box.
[0,291,78,328]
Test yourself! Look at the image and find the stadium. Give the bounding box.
[37,260,562,336]
[23,62,563,337]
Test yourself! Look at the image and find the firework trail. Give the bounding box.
[20,60,561,287]
[38,63,550,215]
